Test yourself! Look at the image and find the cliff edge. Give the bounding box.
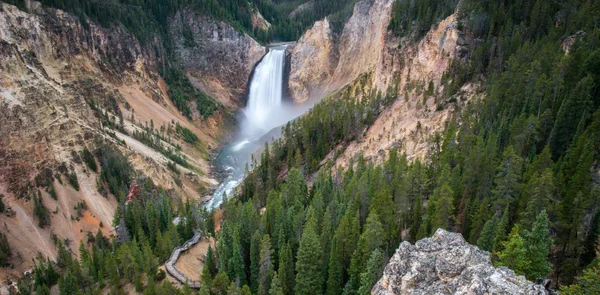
[372,229,550,295]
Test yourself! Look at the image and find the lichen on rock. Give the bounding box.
[372,229,550,295]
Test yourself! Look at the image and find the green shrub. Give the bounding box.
[68,171,80,191]
[81,148,98,172]
[176,123,198,144]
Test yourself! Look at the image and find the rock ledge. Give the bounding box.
[372,229,549,295]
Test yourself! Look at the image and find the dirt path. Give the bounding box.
[174,237,216,281]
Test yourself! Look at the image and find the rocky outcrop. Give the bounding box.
[251,9,271,31]
[169,11,266,107]
[372,229,549,295]
[289,0,394,103]
[288,18,337,103]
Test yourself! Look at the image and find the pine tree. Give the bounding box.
[198,285,211,295]
[116,243,137,282]
[492,146,523,209]
[207,211,216,237]
[493,207,510,252]
[33,194,51,228]
[0,232,11,266]
[559,263,600,295]
[524,211,553,281]
[56,240,73,270]
[348,212,384,292]
[205,245,217,277]
[250,231,261,292]
[59,270,79,295]
[283,167,308,208]
[477,213,500,252]
[326,237,344,295]
[497,225,530,276]
[370,189,395,245]
[214,271,231,295]
[432,183,455,231]
[278,242,295,295]
[295,222,323,295]
[36,284,51,295]
[269,272,285,295]
[218,223,234,274]
[357,249,384,295]
[258,235,274,295]
[521,169,555,228]
[229,233,247,287]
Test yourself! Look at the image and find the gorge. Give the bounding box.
[1,0,599,294]
[206,44,313,210]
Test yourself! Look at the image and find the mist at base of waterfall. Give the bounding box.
[205,45,314,210]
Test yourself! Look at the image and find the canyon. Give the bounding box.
[1,0,590,294]
[0,0,266,279]
[0,0,468,280]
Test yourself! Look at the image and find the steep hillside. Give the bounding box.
[289,0,395,104]
[0,1,264,278]
[290,0,473,164]
[169,10,266,108]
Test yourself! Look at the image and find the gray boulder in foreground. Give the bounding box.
[372,229,550,295]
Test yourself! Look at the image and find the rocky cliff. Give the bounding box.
[372,229,550,295]
[291,0,474,166]
[169,11,266,108]
[288,18,337,104]
[0,1,264,277]
[289,0,394,104]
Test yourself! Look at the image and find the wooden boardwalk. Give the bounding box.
[165,231,202,289]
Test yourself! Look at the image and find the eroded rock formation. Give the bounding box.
[291,0,475,166]
[289,0,394,103]
[0,1,263,277]
[169,10,266,107]
[372,229,549,295]
[288,18,337,104]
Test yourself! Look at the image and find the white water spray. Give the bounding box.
[242,48,287,139]
[205,46,289,210]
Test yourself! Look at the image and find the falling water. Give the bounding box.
[242,49,286,139]
[205,45,302,210]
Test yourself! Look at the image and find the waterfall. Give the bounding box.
[205,46,288,210]
[241,47,287,141]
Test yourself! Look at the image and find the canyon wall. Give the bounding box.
[289,0,394,103]
[169,11,266,108]
[0,2,263,277]
[290,0,474,166]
